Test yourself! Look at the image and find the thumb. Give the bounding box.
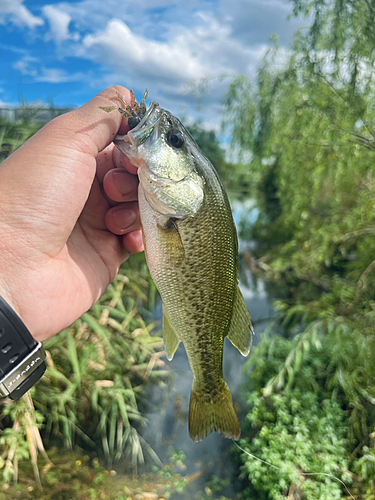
[0,86,131,245]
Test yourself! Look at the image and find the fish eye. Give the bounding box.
[166,130,184,149]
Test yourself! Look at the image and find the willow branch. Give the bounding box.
[244,251,330,290]
[342,258,375,314]
[339,226,375,243]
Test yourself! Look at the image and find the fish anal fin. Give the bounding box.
[226,287,254,357]
[189,380,240,442]
[163,308,180,361]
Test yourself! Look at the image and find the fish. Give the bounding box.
[101,90,253,442]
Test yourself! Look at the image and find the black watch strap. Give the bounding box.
[0,296,46,400]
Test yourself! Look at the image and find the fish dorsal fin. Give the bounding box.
[163,308,181,361]
[226,287,254,356]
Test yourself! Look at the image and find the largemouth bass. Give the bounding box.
[101,91,253,442]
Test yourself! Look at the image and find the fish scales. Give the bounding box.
[102,91,253,442]
[140,168,236,389]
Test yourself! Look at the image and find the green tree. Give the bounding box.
[290,0,375,90]
[225,1,375,497]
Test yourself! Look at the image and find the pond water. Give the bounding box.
[141,202,276,497]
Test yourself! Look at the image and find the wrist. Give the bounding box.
[0,272,41,345]
[0,276,24,329]
[0,244,34,338]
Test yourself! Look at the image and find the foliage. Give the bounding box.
[194,475,231,500]
[152,448,188,498]
[225,0,375,497]
[0,101,71,162]
[0,115,42,162]
[0,394,48,486]
[290,0,375,90]
[40,262,166,462]
[238,330,353,499]
[352,428,375,498]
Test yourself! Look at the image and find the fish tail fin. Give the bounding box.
[189,380,240,442]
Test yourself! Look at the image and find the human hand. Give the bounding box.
[0,86,142,341]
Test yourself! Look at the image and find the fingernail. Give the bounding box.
[113,170,136,195]
[132,229,144,252]
[112,208,136,229]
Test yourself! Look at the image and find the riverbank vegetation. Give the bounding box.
[227,1,375,498]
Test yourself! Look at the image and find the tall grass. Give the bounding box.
[0,116,42,162]
[36,264,166,467]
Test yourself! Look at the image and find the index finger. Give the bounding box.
[0,86,134,244]
[66,85,132,157]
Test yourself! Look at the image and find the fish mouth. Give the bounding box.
[114,101,161,150]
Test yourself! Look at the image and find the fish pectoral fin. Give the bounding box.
[158,218,185,264]
[226,287,254,357]
[163,308,181,361]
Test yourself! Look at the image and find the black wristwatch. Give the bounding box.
[0,296,46,400]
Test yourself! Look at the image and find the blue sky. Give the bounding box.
[0,0,302,129]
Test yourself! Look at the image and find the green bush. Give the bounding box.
[238,332,351,500]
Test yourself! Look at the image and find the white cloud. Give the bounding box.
[46,0,205,34]
[36,68,84,83]
[13,57,85,83]
[0,99,13,107]
[77,12,266,127]
[6,0,284,102]
[81,15,265,92]
[13,57,38,77]
[82,19,210,83]
[36,68,68,83]
[220,0,302,45]
[42,5,79,43]
[0,0,43,28]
